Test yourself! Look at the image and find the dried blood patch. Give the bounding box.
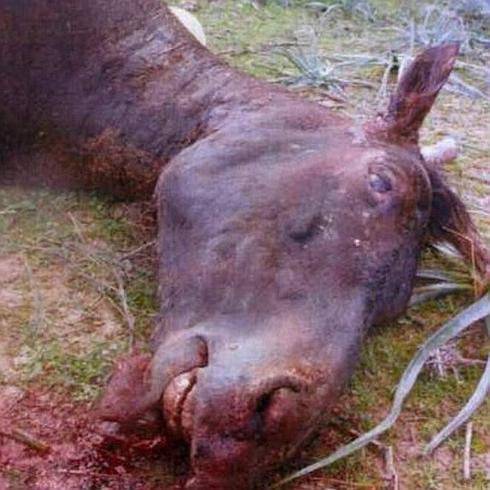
[0,388,187,489]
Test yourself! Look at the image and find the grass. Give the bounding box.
[1,1,489,488]
[276,291,490,487]
[0,188,156,400]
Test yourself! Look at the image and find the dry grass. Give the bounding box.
[1,1,489,488]
[0,189,157,400]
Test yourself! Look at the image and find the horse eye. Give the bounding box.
[369,173,392,193]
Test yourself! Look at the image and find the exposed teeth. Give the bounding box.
[163,370,196,441]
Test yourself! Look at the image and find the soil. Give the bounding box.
[0,387,187,490]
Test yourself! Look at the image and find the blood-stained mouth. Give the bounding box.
[162,370,198,442]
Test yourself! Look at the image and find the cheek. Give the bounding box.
[275,268,307,301]
[367,243,421,324]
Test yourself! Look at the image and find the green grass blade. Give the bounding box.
[416,269,458,282]
[273,293,490,488]
[409,282,472,306]
[416,268,471,283]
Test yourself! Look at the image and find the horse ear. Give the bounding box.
[377,44,459,143]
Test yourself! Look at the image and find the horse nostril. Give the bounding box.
[256,392,273,415]
[253,386,301,436]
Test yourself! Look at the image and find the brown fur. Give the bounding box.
[1,2,488,489]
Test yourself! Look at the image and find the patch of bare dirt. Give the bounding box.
[0,254,25,310]
[0,255,24,285]
[0,387,187,490]
[0,343,17,384]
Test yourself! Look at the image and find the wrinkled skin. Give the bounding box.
[1,1,489,489]
[152,139,432,489]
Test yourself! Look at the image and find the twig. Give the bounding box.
[22,255,45,336]
[69,265,136,347]
[322,478,375,488]
[58,240,137,347]
[384,446,399,490]
[112,266,136,347]
[456,356,486,366]
[119,240,156,260]
[216,47,255,57]
[377,53,396,105]
[56,468,126,479]
[68,212,87,244]
[0,428,51,454]
[463,422,473,480]
[435,348,446,377]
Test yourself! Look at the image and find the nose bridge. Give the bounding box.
[203,363,307,401]
[196,315,335,398]
[193,343,312,431]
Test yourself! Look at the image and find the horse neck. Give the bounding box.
[0,1,268,196]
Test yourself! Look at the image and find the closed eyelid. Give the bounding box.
[369,173,392,193]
